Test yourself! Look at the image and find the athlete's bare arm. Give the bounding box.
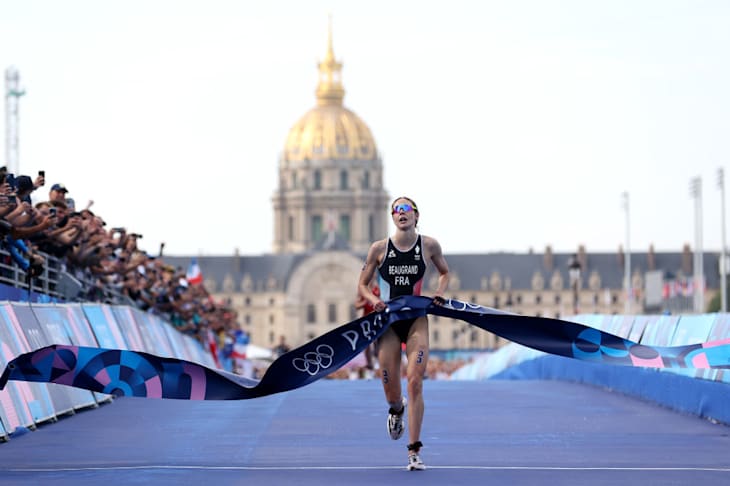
[358,239,387,312]
[423,235,450,299]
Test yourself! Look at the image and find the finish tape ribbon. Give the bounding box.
[2,296,729,400]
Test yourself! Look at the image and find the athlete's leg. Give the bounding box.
[405,316,429,447]
[377,328,403,406]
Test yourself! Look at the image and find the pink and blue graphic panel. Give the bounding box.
[10,303,92,414]
[0,304,56,429]
[129,309,175,357]
[81,304,129,350]
[109,306,147,352]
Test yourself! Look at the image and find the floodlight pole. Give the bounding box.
[5,66,25,175]
[690,177,704,313]
[719,168,727,312]
[622,192,631,314]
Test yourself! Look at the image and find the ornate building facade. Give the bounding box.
[272,27,389,254]
[165,31,721,352]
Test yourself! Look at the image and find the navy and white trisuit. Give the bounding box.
[377,235,427,343]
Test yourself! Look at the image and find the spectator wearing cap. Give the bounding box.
[49,183,68,203]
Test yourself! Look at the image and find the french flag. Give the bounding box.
[186,258,203,285]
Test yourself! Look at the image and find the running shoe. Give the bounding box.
[407,453,426,471]
[387,396,407,440]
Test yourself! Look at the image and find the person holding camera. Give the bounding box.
[357,196,450,471]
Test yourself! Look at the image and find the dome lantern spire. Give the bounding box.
[316,15,345,106]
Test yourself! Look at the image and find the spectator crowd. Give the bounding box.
[0,167,239,347]
[0,167,469,379]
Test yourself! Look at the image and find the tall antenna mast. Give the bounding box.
[5,66,25,174]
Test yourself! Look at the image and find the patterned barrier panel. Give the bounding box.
[81,304,129,350]
[124,308,158,353]
[0,302,220,438]
[609,315,635,338]
[0,304,56,428]
[454,312,730,384]
[57,304,113,403]
[451,343,544,380]
[707,314,730,383]
[0,310,40,434]
[128,309,175,357]
[640,314,679,346]
[11,304,87,415]
[58,305,103,348]
[32,304,110,405]
[161,322,194,362]
[109,306,147,352]
[628,315,657,343]
[668,314,716,379]
[181,333,216,368]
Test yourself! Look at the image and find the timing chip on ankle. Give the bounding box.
[407,441,423,452]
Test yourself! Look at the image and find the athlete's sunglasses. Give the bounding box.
[392,203,415,215]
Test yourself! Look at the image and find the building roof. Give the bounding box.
[163,250,721,294]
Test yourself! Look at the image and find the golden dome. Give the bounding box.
[283,22,378,163]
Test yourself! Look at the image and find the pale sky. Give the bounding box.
[1,0,729,258]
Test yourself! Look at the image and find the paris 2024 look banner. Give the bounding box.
[3,296,730,401]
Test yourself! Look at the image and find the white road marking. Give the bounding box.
[3,465,730,472]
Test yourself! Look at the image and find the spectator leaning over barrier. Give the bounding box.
[1,193,53,277]
[15,175,38,204]
[33,206,84,260]
[49,183,68,204]
[0,172,242,345]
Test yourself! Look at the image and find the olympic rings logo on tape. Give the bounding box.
[292,344,335,375]
[446,299,485,312]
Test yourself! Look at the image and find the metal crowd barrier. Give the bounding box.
[0,245,130,305]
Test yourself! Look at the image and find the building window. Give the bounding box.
[328,303,337,323]
[245,297,251,306]
[292,171,298,188]
[493,295,500,308]
[470,330,478,343]
[307,304,316,323]
[363,171,370,189]
[313,170,322,190]
[288,216,294,241]
[535,294,542,304]
[269,315,274,324]
[339,215,351,242]
[554,294,561,304]
[340,170,348,190]
[269,331,274,344]
[311,215,323,243]
[433,329,440,342]
[516,294,522,304]
[350,305,357,320]
[368,214,375,241]
[244,314,251,325]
